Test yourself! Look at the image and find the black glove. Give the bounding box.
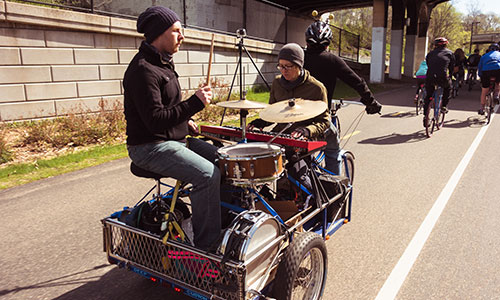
[361,97,382,115]
[248,118,272,129]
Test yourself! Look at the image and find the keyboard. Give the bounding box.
[200,125,326,152]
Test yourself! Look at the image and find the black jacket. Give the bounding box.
[304,46,373,109]
[123,41,204,145]
[426,47,455,79]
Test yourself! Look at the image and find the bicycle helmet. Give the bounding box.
[434,37,449,47]
[305,20,333,47]
[488,43,499,52]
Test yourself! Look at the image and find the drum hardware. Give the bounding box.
[219,28,271,127]
[260,97,328,123]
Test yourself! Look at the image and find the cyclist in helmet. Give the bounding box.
[303,19,382,175]
[477,43,500,114]
[467,48,481,83]
[423,37,455,127]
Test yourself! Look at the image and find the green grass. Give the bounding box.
[0,144,127,190]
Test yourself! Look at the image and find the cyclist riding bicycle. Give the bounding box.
[467,48,481,83]
[423,37,455,127]
[414,60,427,103]
[477,43,500,115]
[453,48,467,88]
[303,19,381,174]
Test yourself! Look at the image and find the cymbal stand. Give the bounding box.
[219,28,271,127]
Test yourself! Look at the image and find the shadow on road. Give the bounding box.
[358,131,428,145]
[51,266,187,300]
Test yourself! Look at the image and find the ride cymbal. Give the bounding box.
[216,99,268,109]
[259,98,327,123]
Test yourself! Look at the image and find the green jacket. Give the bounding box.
[269,70,330,139]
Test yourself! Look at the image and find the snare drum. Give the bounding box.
[216,142,283,185]
[218,210,281,290]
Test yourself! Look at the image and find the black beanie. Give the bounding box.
[137,6,181,43]
[278,43,304,68]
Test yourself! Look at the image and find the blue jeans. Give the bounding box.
[127,138,221,250]
[324,121,341,175]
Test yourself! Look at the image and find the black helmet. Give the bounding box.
[305,20,333,47]
[488,43,499,52]
[434,37,449,47]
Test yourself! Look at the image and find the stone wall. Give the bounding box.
[0,1,282,121]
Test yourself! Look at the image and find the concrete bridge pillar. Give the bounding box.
[403,1,418,77]
[415,11,430,72]
[370,0,389,83]
[389,0,405,79]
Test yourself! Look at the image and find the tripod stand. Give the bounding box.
[219,28,271,126]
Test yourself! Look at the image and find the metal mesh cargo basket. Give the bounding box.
[102,218,246,300]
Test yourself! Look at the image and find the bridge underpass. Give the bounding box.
[266,0,449,83]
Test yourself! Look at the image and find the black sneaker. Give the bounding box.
[441,106,449,114]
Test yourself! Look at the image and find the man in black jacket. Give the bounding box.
[303,20,381,175]
[423,37,455,127]
[123,6,220,251]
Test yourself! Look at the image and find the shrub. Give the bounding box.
[0,123,13,164]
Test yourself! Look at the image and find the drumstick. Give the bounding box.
[206,33,215,86]
[197,133,236,145]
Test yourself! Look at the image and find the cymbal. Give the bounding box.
[215,99,268,109]
[259,98,327,123]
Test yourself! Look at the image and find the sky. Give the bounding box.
[451,0,500,15]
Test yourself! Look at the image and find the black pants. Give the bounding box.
[424,76,451,117]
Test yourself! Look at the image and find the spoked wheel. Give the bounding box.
[416,89,424,115]
[485,94,493,124]
[425,102,435,138]
[341,151,355,185]
[273,232,327,300]
[437,104,446,129]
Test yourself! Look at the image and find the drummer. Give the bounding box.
[123,6,221,251]
[248,43,330,189]
[248,43,330,148]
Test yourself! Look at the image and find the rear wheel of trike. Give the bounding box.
[273,232,327,300]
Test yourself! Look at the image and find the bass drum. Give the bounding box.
[219,210,281,290]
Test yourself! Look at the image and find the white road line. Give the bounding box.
[374,107,497,300]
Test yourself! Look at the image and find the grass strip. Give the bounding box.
[0,144,127,190]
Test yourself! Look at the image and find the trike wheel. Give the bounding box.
[341,151,355,185]
[273,232,327,300]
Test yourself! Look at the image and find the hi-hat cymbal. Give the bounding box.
[216,99,268,109]
[259,98,327,123]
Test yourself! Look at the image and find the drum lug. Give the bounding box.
[250,163,255,177]
[274,160,279,174]
[224,163,228,177]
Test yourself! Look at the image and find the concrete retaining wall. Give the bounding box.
[0,1,305,122]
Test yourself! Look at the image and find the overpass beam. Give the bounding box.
[389,0,405,79]
[370,0,388,83]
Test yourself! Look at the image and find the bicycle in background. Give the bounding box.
[467,67,478,91]
[425,85,446,137]
[451,75,460,98]
[484,77,498,124]
[415,83,426,115]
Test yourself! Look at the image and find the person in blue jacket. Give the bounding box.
[477,43,500,114]
[414,60,427,103]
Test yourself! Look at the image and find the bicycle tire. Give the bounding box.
[425,101,434,137]
[416,89,424,115]
[438,110,446,128]
[341,151,355,184]
[486,93,493,124]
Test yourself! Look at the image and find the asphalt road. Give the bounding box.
[1,83,499,300]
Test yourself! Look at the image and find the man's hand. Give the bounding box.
[291,127,310,139]
[247,118,271,131]
[188,119,199,134]
[195,85,212,106]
